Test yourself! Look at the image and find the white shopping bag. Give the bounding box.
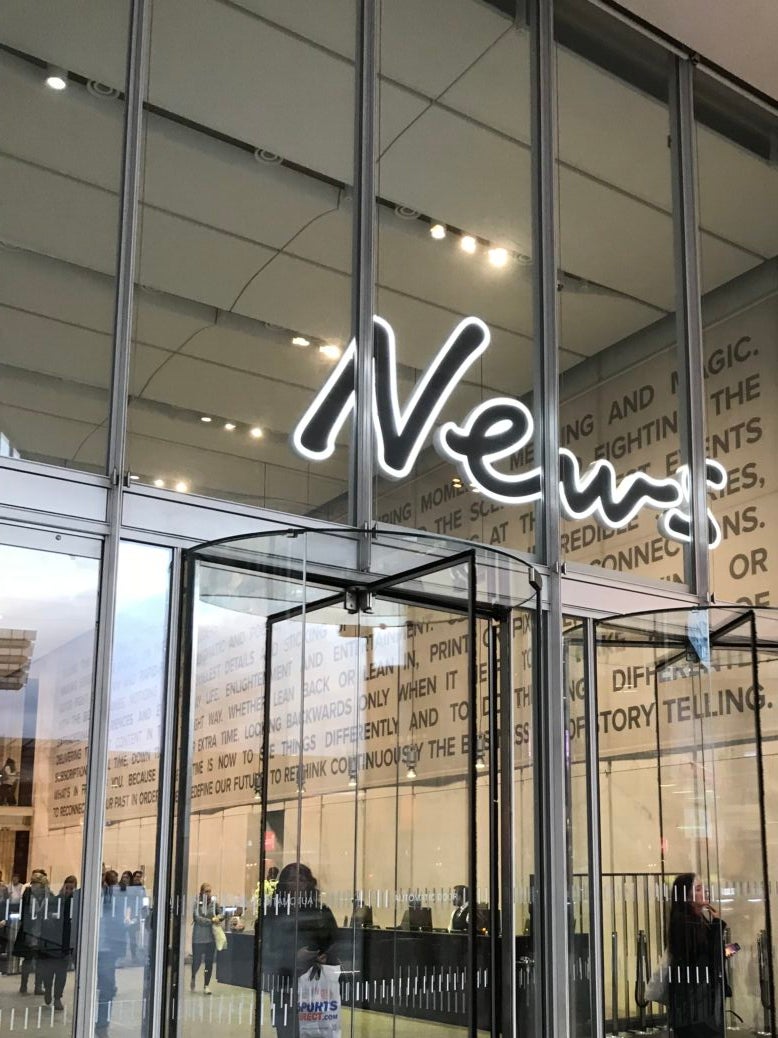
[297,963,341,1038]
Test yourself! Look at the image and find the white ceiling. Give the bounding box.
[0,0,775,513]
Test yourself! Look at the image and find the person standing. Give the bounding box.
[14,869,49,995]
[191,882,222,995]
[667,873,728,1038]
[127,870,146,964]
[0,759,18,806]
[37,875,78,1011]
[96,870,127,1038]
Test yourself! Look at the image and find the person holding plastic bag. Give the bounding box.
[261,863,339,1038]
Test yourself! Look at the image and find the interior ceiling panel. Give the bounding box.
[137,208,275,311]
[697,126,778,258]
[0,308,112,388]
[134,352,315,432]
[180,326,346,391]
[279,206,353,281]
[2,0,131,90]
[378,0,508,98]
[127,396,351,476]
[0,156,120,279]
[0,53,124,192]
[556,48,673,212]
[699,231,763,296]
[558,167,675,310]
[0,249,115,332]
[147,0,355,185]
[376,210,533,338]
[231,0,356,59]
[0,402,105,463]
[143,114,344,251]
[378,105,533,251]
[134,290,215,353]
[558,292,666,358]
[439,27,531,143]
[232,252,352,343]
[0,368,107,425]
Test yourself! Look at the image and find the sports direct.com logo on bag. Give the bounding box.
[298,999,339,1021]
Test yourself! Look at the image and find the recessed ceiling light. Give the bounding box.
[292,336,310,347]
[430,223,446,240]
[460,235,477,255]
[153,479,165,488]
[250,426,263,439]
[200,416,212,423]
[129,474,140,481]
[174,480,189,493]
[488,247,509,268]
[319,343,341,360]
[45,66,68,91]
[224,422,236,431]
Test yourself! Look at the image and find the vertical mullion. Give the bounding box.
[530,1,570,1037]
[350,0,378,550]
[467,553,478,1038]
[670,56,710,600]
[498,615,516,1038]
[73,0,150,1033]
[148,547,182,1038]
[583,619,605,1038]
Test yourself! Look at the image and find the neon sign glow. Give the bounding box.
[292,317,725,547]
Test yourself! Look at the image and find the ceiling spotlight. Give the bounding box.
[406,763,417,781]
[430,223,446,240]
[475,754,487,772]
[292,336,311,347]
[488,247,509,268]
[250,426,263,439]
[200,416,212,423]
[224,422,236,431]
[174,480,189,493]
[129,474,140,481]
[319,343,341,360]
[460,235,477,255]
[45,66,68,91]
[153,479,165,488]
[348,773,357,789]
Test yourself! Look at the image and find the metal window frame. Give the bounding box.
[1,0,764,1035]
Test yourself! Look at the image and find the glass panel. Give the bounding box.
[0,3,128,472]
[564,620,592,1037]
[594,607,776,1037]
[554,9,688,583]
[694,71,778,606]
[96,543,171,1037]
[0,538,100,1034]
[129,1,355,512]
[374,0,537,555]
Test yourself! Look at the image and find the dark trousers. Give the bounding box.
[96,951,119,1028]
[37,955,70,1001]
[191,943,215,986]
[20,955,42,993]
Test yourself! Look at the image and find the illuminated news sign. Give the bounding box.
[292,317,726,547]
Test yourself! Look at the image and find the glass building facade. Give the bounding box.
[0,0,776,1035]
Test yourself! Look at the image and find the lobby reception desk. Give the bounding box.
[217,929,590,1030]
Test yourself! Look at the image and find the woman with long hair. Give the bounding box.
[667,873,727,1038]
[191,881,222,995]
[261,863,338,1038]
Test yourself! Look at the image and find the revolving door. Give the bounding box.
[165,527,538,1038]
[570,608,778,1038]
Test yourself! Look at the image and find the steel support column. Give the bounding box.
[72,0,150,1031]
[670,57,710,599]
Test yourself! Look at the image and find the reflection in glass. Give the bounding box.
[0,541,100,1034]
[0,4,128,472]
[96,543,170,1037]
[129,0,355,513]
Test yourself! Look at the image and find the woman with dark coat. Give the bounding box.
[14,870,49,995]
[667,873,728,1038]
[261,863,338,1038]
